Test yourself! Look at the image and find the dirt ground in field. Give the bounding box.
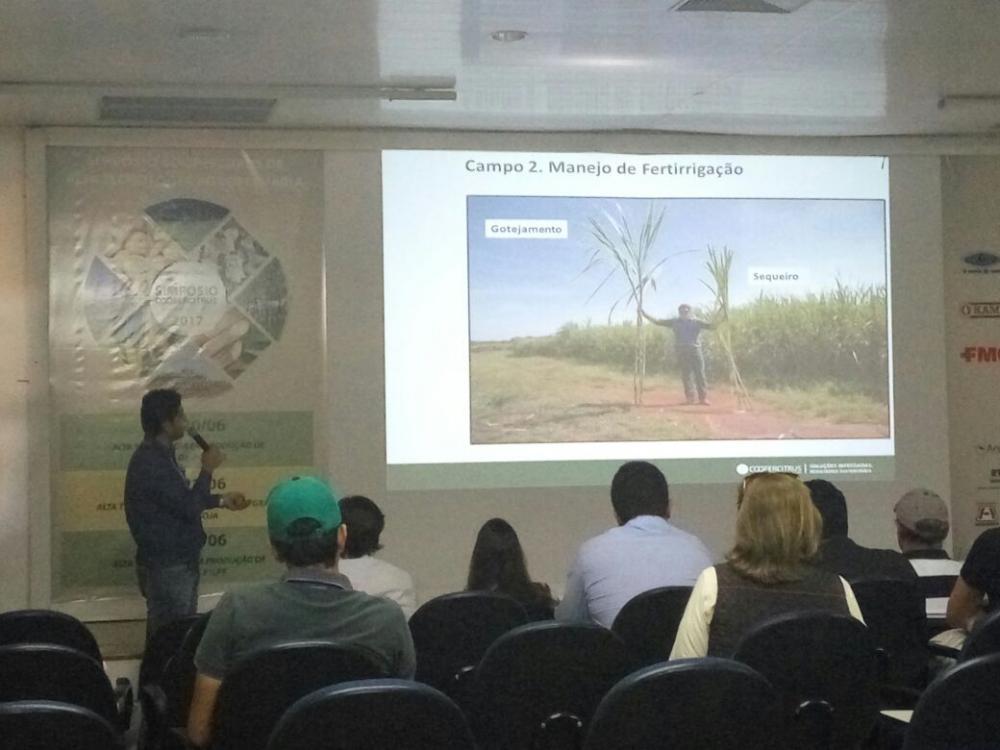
[470,349,890,444]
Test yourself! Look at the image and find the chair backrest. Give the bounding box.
[0,609,102,662]
[850,577,928,688]
[904,653,1000,750]
[0,644,118,724]
[913,573,958,603]
[0,700,123,750]
[583,658,782,750]
[959,607,1000,661]
[473,621,634,750]
[159,611,210,726]
[610,586,692,666]
[266,679,476,750]
[211,640,389,750]
[409,591,528,692]
[139,613,204,688]
[733,612,879,750]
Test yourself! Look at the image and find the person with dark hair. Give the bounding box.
[641,303,716,405]
[556,461,713,627]
[467,518,556,620]
[339,495,416,619]
[187,476,415,748]
[671,473,864,658]
[124,388,249,644]
[946,527,1000,633]
[805,479,918,583]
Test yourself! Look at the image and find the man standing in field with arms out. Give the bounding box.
[641,303,715,405]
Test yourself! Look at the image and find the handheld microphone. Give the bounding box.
[188,429,211,452]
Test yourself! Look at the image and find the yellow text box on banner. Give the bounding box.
[56,467,315,532]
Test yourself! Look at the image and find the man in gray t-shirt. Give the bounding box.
[187,476,415,748]
[642,303,715,405]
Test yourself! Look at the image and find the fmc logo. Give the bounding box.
[961,346,1000,363]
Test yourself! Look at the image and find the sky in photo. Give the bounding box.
[468,196,887,342]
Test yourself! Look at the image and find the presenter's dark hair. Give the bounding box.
[805,479,848,538]
[611,461,670,523]
[270,518,340,567]
[140,388,182,437]
[339,495,385,558]
[467,518,546,604]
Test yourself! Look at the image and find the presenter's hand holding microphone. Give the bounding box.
[189,429,250,511]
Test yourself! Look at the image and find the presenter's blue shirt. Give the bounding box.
[555,515,715,628]
[124,438,219,566]
[656,317,712,347]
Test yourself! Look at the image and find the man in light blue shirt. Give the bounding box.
[556,461,714,628]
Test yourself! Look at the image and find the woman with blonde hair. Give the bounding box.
[670,472,864,658]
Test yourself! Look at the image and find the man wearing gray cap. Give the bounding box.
[894,488,963,620]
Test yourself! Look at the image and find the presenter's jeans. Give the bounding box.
[676,345,707,402]
[137,560,200,646]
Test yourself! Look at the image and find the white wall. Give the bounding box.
[0,127,992,614]
[0,127,29,611]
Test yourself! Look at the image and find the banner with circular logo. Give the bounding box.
[47,147,325,606]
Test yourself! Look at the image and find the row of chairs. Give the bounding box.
[4,581,1000,749]
[5,650,999,750]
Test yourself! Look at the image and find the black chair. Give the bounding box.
[266,679,476,750]
[409,591,528,695]
[850,578,928,694]
[733,612,880,750]
[610,586,692,666]
[583,658,782,750]
[904,653,1000,750]
[209,641,389,750]
[159,611,210,726]
[473,621,634,750]
[0,609,102,662]
[140,614,205,688]
[0,644,130,730]
[0,700,124,750]
[139,613,210,750]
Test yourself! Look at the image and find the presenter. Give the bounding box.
[124,388,249,644]
[641,303,716,405]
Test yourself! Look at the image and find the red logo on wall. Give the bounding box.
[961,347,1000,363]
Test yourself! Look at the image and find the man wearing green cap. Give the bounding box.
[186,475,416,748]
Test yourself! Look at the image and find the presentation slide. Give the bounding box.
[383,151,893,490]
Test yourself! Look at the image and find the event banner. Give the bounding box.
[47,147,324,603]
[943,156,1000,554]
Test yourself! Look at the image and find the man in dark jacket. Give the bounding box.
[124,389,248,643]
[806,479,918,582]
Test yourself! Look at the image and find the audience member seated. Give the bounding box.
[338,495,417,619]
[670,472,864,658]
[466,518,556,620]
[557,461,713,628]
[893,487,963,619]
[945,526,1000,637]
[806,479,918,583]
[186,476,415,748]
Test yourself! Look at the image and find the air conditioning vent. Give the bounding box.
[673,0,812,12]
[99,96,276,124]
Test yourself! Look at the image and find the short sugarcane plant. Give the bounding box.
[702,245,753,410]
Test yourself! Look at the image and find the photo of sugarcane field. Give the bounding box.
[468,196,890,444]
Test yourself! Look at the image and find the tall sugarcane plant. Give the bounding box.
[702,245,753,410]
[583,202,669,405]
